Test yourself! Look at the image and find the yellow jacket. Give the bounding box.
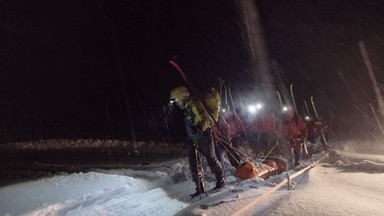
[184,96,211,135]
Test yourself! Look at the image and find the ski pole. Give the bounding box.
[228,84,237,116]
[261,136,279,163]
[216,137,251,162]
[193,135,207,199]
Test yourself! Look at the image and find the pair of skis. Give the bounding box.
[289,84,328,155]
[308,96,328,148]
[289,84,309,156]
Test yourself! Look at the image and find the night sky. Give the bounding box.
[1,0,384,143]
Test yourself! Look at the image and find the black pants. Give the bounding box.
[187,131,224,187]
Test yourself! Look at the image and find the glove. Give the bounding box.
[187,134,199,147]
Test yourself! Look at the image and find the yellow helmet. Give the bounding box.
[169,86,190,101]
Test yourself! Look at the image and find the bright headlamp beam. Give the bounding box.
[248,105,257,113]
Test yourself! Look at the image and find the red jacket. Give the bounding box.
[224,113,246,138]
[250,110,275,133]
[211,115,230,143]
[307,119,328,139]
[278,115,307,139]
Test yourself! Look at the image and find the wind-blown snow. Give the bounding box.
[1,139,384,216]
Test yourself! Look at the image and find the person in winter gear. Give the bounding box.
[222,108,247,150]
[306,117,329,151]
[204,88,241,168]
[170,86,225,198]
[277,107,308,167]
[211,115,230,163]
[204,88,230,163]
[248,108,276,156]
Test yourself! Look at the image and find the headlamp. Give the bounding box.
[170,98,181,104]
[248,103,263,114]
[248,105,257,113]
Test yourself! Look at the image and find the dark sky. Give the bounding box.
[259,0,384,139]
[1,0,383,143]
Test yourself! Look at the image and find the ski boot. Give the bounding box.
[214,179,225,190]
[190,181,206,199]
[214,171,225,190]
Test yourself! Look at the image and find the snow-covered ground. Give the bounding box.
[1,139,384,216]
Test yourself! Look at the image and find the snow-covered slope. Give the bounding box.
[1,139,384,216]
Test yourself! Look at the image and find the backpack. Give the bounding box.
[204,88,221,122]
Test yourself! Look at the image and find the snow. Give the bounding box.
[1,139,384,216]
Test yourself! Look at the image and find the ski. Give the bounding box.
[169,60,188,82]
[276,90,283,107]
[310,96,328,147]
[289,84,298,113]
[200,195,238,209]
[310,96,318,117]
[290,84,309,156]
[190,183,228,201]
[304,100,310,117]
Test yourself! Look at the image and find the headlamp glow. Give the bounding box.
[248,105,257,113]
[170,98,177,104]
[248,103,263,114]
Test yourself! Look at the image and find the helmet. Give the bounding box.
[169,86,190,101]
